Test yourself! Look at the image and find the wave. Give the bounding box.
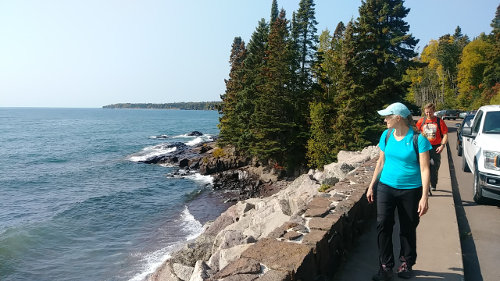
[128,145,177,162]
[179,206,203,241]
[186,135,213,146]
[128,206,202,281]
[184,173,213,186]
[128,244,176,281]
[148,135,169,139]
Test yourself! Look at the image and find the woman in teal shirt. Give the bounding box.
[367,102,432,281]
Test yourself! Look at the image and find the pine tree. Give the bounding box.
[491,4,500,41]
[251,9,296,170]
[270,0,279,23]
[330,21,367,151]
[236,19,269,152]
[353,0,418,144]
[307,27,343,168]
[294,0,319,88]
[218,37,247,147]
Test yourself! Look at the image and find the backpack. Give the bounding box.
[385,128,420,163]
[418,117,442,138]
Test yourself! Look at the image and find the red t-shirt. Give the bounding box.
[416,117,448,146]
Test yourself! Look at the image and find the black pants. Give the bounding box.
[376,182,422,268]
[429,144,442,188]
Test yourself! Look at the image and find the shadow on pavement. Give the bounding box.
[447,144,483,281]
[413,269,464,280]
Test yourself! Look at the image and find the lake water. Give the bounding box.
[0,108,231,281]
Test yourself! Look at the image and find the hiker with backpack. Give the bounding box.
[416,103,448,191]
[366,102,432,281]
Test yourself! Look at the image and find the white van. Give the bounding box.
[462,105,500,204]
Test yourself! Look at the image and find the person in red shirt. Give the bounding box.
[416,103,448,191]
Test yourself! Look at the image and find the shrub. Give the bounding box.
[318,184,330,193]
[212,147,226,158]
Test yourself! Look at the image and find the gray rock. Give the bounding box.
[321,177,339,186]
[170,234,214,267]
[220,274,259,281]
[241,238,312,272]
[148,261,181,281]
[188,260,210,281]
[257,270,291,281]
[172,263,194,281]
[278,199,291,216]
[214,257,261,279]
[283,230,302,241]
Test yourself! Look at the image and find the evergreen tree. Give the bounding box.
[218,37,247,147]
[435,27,470,107]
[293,0,319,89]
[270,0,279,23]
[491,4,500,41]
[333,21,346,39]
[352,0,418,144]
[330,21,368,151]
[236,19,269,151]
[251,9,297,170]
[307,26,344,167]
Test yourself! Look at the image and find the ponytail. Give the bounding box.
[406,115,418,132]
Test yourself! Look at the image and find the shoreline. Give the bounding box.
[145,145,380,280]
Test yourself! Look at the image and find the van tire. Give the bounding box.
[473,167,485,204]
[462,154,471,172]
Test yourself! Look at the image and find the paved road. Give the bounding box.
[446,120,500,281]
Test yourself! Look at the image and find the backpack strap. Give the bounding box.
[436,117,442,138]
[413,131,420,163]
[385,128,393,146]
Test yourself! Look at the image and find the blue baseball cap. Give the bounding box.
[377,102,411,118]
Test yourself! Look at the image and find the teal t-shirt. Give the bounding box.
[379,129,432,189]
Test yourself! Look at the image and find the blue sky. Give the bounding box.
[0,0,498,108]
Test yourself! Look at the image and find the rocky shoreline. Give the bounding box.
[140,139,292,201]
[140,139,380,281]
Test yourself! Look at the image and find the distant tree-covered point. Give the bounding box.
[103,102,221,110]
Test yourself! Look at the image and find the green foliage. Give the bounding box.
[218,0,499,176]
[218,37,247,147]
[270,0,278,23]
[212,147,226,158]
[457,34,499,109]
[331,0,418,152]
[318,184,330,192]
[250,9,297,168]
[102,102,220,110]
[307,101,336,168]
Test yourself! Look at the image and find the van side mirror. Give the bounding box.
[462,127,476,138]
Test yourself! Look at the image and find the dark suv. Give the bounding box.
[455,113,475,156]
[436,109,460,120]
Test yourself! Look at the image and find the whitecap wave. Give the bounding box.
[186,137,203,146]
[173,133,213,143]
[128,145,177,162]
[128,207,203,281]
[179,206,203,241]
[128,244,175,281]
[186,135,213,146]
[184,173,213,186]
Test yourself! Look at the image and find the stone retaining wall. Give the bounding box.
[149,147,379,281]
